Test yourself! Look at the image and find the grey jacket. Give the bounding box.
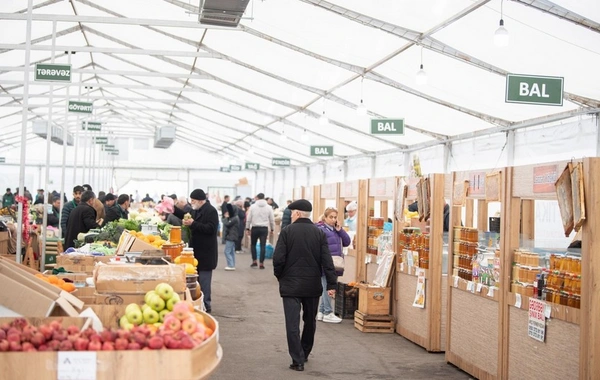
[246,199,275,230]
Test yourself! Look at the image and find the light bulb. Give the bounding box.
[319,112,328,126]
[279,133,287,142]
[301,129,309,142]
[356,100,367,116]
[494,19,509,47]
[416,64,428,85]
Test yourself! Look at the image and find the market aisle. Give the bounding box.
[209,246,471,380]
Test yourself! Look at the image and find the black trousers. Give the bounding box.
[282,296,319,365]
[250,226,268,262]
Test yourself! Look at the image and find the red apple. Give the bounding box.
[179,337,194,349]
[11,318,28,330]
[127,342,141,350]
[101,342,115,351]
[82,328,96,339]
[30,332,46,347]
[47,340,61,351]
[67,325,80,335]
[52,330,68,342]
[117,330,131,340]
[0,323,10,332]
[162,316,181,332]
[7,333,20,343]
[73,338,89,351]
[49,320,62,331]
[165,338,181,349]
[0,330,5,340]
[191,331,205,344]
[100,330,116,343]
[147,336,164,350]
[0,340,9,352]
[172,303,191,321]
[88,340,102,351]
[39,325,53,340]
[9,341,22,351]
[59,340,73,351]
[7,327,20,336]
[37,344,49,351]
[114,338,128,351]
[181,318,197,334]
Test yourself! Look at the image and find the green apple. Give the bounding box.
[142,307,160,324]
[144,290,158,304]
[125,307,143,325]
[141,304,150,312]
[125,303,141,315]
[119,315,134,330]
[166,293,181,311]
[147,294,166,312]
[155,283,174,301]
[153,322,163,328]
[159,309,170,322]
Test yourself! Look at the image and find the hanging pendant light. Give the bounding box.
[494,0,509,47]
[415,46,428,86]
[319,111,329,126]
[356,76,367,116]
[301,129,309,142]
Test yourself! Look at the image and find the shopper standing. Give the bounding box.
[220,195,230,244]
[315,207,350,323]
[105,194,130,224]
[344,201,358,232]
[173,189,218,313]
[223,203,239,271]
[234,199,246,252]
[61,185,84,238]
[245,193,275,269]
[64,190,100,249]
[273,199,337,371]
[2,188,14,208]
[47,196,61,228]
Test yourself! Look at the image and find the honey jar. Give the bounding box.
[169,226,182,244]
[180,248,196,266]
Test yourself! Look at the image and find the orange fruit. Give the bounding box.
[204,327,214,337]
[47,275,59,284]
[61,283,76,292]
[57,279,66,286]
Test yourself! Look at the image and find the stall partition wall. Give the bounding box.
[337,180,364,282]
[394,174,447,352]
[445,169,509,380]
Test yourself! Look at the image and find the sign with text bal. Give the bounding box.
[370,119,404,135]
[506,74,564,106]
[272,158,291,167]
[220,167,231,172]
[229,165,242,171]
[310,146,333,157]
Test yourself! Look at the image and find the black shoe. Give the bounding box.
[304,355,309,362]
[259,264,265,269]
[251,262,258,268]
[289,364,304,371]
[205,309,212,314]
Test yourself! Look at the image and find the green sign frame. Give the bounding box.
[272,158,291,167]
[245,162,260,170]
[229,165,242,171]
[310,145,333,157]
[68,101,93,114]
[505,74,564,106]
[370,119,405,135]
[34,63,72,82]
[0,157,5,163]
[82,121,101,131]
[220,167,231,172]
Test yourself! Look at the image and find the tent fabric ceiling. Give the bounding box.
[0,0,599,170]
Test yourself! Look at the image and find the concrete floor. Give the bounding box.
[209,246,471,380]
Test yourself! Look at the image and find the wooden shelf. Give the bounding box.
[506,292,580,325]
[396,262,428,277]
[451,275,500,302]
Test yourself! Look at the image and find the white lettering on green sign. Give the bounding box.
[370,119,405,135]
[229,165,242,171]
[34,64,72,82]
[220,167,231,172]
[272,158,290,167]
[245,163,260,170]
[506,74,563,106]
[68,101,93,114]
[311,146,333,157]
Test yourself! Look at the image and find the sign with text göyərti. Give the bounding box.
[506,74,564,106]
[272,158,291,167]
[245,162,260,170]
[69,101,93,114]
[371,119,404,134]
[82,121,101,131]
[310,145,333,156]
[34,63,72,82]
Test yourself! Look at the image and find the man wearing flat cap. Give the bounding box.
[173,188,219,313]
[273,199,338,372]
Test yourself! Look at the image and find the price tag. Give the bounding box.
[515,294,522,308]
[544,305,552,319]
[476,283,483,293]
[467,281,474,292]
[487,287,494,297]
[400,262,405,272]
[453,276,459,288]
[58,352,97,380]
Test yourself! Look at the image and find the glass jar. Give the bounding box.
[180,248,195,266]
[169,226,182,244]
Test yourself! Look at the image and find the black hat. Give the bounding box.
[190,189,207,201]
[104,193,116,201]
[226,203,234,216]
[288,199,312,212]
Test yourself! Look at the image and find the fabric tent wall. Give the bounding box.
[375,152,405,178]
[325,160,345,184]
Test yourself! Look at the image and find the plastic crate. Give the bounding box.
[335,282,358,319]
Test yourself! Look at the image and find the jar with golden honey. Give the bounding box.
[180,248,195,266]
[169,226,182,244]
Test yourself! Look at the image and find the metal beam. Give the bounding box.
[0,66,210,80]
[0,12,240,31]
[0,43,217,58]
[511,0,600,34]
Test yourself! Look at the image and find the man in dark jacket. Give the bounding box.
[273,199,337,371]
[104,194,130,224]
[64,190,100,249]
[220,195,230,244]
[223,203,239,270]
[234,199,246,252]
[47,196,61,228]
[2,188,14,208]
[173,189,219,313]
[61,185,84,238]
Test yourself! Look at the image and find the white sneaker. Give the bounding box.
[322,313,342,324]
[224,267,236,271]
[316,312,324,321]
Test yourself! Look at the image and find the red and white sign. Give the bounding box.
[533,165,558,193]
[527,298,546,342]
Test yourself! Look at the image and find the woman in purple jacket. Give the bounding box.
[315,207,351,323]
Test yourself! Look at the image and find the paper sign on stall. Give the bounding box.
[412,268,426,308]
[528,298,546,342]
[58,352,97,380]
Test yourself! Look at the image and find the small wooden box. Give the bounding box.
[357,283,391,315]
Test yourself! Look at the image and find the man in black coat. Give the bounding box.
[64,190,100,249]
[61,185,84,238]
[104,194,130,224]
[173,189,219,313]
[273,199,337,372]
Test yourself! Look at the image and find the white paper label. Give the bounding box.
[453,276,459,288]
[400,262,405,272]
[544,305,552,319]
[476,283,483,293]
[467,281,474,292]
[58,352,97,380]
[515,294,522,308]
[487,287,494,297]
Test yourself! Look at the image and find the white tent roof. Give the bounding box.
[1,0,599,172]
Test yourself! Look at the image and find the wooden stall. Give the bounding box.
[311,182,338,224]
[445,169,507,380]
[338,180,365,282]
[394,174,448,352]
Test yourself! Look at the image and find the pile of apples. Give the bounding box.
[119,283,180,331]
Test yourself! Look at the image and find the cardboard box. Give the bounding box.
[0,241,9,255]
[93,291,185,306]
[0,310,221,380]
[357,283,391,315]
[0,231,8,242]
[115,230,157,255]
[56,254,112,267]
[94,263,186,294]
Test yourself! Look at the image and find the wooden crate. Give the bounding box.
[354,310,394,333]
[357,283,391,315]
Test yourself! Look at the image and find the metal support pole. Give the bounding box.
[403,152,411,177]
[41,20,58,270]
[370,155,376,178]
[443,142,452,174]
[506,130,515,167]
[16,0,34,264]
[59,52,71,241]
[343,160,348,182]
[73,75,82,183]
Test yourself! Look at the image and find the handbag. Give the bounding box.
[332,255,345,272]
